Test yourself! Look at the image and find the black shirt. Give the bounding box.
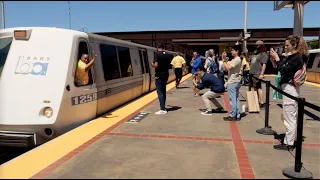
[153,51,171,78]
[276,53,308,85]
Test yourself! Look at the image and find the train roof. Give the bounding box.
[0,27,86,35]
[0,27,180,55]
[87,33,180,55]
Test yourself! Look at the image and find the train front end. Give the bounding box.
[0,27,71,147]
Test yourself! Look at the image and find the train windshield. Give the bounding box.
[0,37,13,77]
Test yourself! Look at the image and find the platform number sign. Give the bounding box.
[72,93,97,106]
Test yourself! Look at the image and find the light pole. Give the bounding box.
[293,1,304,36]
[68,1,71,29]
[1,1,5,29]
[243,1,248,53]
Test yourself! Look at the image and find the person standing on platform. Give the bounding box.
[223,45,242,121]
[171,53,186,88]
[191,50,202,96]
[249,40,268,108]
[218,51,227,84]
[241,52,250,85]
[151,43,171,115]
[270,35,309,151]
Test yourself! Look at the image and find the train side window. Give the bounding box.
[100,44,121,81]
[138,50,145,74]
[142,50,150,73]
[117,46,133,77]
[74,41,93,87]
[307,53,316,69]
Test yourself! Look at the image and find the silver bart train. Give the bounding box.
[0,27,187,147]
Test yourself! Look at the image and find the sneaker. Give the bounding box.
[201,110,213,116]
[223,116,238,121]
[155,110,168,115]
[214,107,224,111]
[273,144,295,151]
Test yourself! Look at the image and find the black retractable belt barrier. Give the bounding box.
[256,80,277,135]
[248,74,315,179]
[268,83,314,179]
[282,98,313,179]
[305,101,320,112]
[248,74,252,91]
[248,74,277,135]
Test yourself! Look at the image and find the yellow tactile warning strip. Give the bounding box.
[0,74,192,179]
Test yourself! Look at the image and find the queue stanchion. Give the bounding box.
[256,81,277,135]
[248,74,252,91]
[282,98,313,179]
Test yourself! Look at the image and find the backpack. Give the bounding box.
[210,60,219,74]
[199,58,205,71]
[291,62,307,87]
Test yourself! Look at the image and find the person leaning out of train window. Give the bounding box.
[270,35,309,151]
[75,54,97,86]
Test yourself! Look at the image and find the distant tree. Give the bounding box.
[310,40,319,49]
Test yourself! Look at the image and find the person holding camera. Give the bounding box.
[270,35,309,151]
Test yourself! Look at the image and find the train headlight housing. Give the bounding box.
[43,107,53,118]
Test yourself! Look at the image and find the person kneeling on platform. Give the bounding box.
[193,69,225,116]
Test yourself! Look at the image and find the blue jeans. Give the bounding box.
[155,76,168,111]
[227,82,241,119]
[241,70,249,84]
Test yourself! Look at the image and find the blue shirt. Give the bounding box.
[191,56,202,75]
[196,72,225,93]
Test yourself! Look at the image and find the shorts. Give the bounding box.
[251,75,262,89]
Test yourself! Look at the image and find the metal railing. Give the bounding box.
[248,73,319,179]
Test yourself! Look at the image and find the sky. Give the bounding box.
[3,1,320,35]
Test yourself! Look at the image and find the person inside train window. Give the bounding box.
[75,54,97,86]
[127,64,133,76]
[111,69,120,79]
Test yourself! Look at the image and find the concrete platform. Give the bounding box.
[29,76,320,179]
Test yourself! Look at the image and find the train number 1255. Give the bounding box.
[72,93,97,106]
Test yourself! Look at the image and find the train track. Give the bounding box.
[0,147,33,165]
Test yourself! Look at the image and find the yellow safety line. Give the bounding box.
[0,74,192,179]
[263,74,276,77]
[264,74,320,87]
[305,81,320,87]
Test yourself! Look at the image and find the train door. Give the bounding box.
[71,39,98,120]
[139,48,151,92]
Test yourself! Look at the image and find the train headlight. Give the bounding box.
[43,107,53,118]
